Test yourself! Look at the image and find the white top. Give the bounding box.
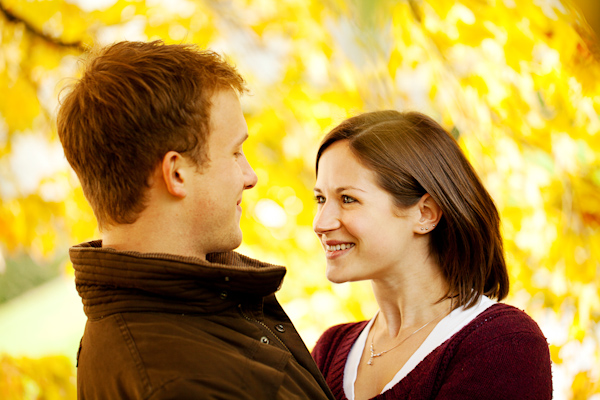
[343,296,496,399]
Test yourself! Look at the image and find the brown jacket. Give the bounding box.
[72,240,334,400]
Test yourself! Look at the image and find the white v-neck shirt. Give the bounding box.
[343,296,496,399]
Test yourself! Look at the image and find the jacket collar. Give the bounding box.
[71,240,287,318]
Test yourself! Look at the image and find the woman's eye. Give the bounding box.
[342,195,355,204]
[315,195,325,204]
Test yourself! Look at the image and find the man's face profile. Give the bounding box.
[182,89,258,255]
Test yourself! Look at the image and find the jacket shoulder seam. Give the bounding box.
[114,313,153,395]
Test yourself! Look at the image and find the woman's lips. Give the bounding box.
[324,242,355,259]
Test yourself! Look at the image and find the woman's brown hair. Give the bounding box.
[316,110,509,308]
[57,40,246,229]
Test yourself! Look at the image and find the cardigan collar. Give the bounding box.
[71,240,287,318]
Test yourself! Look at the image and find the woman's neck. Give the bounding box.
[370,262,451,337]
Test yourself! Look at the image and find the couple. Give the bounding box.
[57,41,552,399]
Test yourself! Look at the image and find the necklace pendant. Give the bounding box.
[366,305,450,366]
[367,343,377,366]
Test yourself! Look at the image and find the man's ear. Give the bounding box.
[161,151,187,198]
[415,193,442,234]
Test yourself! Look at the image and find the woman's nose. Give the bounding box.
[313,202,341,234]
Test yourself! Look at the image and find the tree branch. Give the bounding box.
[408,0,423,23]
[0,1,85,51]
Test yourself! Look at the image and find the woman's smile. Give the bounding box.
[323,241,356,258]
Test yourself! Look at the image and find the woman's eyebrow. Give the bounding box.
[313,186,366,193]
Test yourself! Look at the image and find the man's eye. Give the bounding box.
[342,195,355,204]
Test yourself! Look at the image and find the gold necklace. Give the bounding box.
[367,309,449,366]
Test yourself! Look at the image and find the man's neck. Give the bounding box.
[102,220,208,260]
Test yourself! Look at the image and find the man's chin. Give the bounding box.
[211,230,243,254]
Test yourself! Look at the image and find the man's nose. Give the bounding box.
[243,158,258,190]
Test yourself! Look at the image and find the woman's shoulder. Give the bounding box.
[450,302,549,355]
[475,302,545,334]
[425,302,553,398]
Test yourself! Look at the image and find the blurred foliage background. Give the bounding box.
[0,0,599,398]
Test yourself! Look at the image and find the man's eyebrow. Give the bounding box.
[313,186,366,193]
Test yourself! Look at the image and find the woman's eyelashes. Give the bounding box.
[342,195,356,204]
[314,194,358,204]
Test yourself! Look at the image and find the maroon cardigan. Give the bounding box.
[312,303,552,400]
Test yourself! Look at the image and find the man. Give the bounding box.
[57,40,334,400]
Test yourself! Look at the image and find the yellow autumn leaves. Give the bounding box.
[0,0,599,397]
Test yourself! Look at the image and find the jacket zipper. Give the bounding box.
[238,304,297,363]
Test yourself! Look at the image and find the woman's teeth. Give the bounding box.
[326,243,355,251]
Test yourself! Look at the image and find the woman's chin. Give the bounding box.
[326,268,351,284]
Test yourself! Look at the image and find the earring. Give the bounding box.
[420,227,424,231]
[432,224,436,228]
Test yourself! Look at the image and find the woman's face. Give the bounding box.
[313,140,422,284]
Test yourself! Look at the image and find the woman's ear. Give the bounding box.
[162,151,187,198]
[415,193,442,234]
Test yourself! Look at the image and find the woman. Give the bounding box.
[311,110,552,399]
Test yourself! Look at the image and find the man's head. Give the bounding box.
[57,40,248,231]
